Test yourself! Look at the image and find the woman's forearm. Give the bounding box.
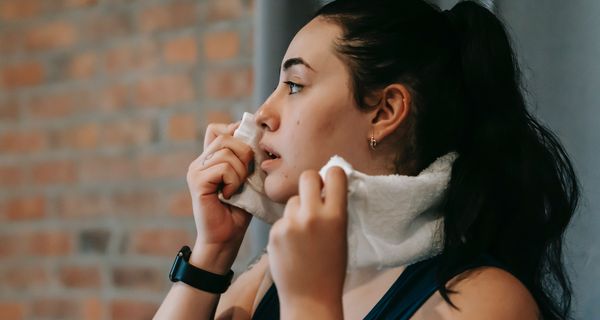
[154,282,222,320]
[154,242,239,320]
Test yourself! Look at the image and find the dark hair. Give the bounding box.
[314,1,580,319]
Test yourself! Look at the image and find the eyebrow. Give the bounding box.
[282,57,316,72]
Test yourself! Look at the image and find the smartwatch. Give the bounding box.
[169,245,234,294]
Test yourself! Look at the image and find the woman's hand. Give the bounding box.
[186,121,254,274]
[267,167,348,318]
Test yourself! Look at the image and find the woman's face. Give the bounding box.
[255,17,374,204]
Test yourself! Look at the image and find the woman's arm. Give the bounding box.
[155,251,269,320]
[155,122,256,319]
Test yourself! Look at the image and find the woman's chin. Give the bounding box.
[264,176,296,204]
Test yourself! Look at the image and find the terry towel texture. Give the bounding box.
[219,112,458,269]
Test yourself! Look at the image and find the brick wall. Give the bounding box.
[0,0,255,319]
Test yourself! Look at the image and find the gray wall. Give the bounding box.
[496,1,600,318]
[438,0,599,318]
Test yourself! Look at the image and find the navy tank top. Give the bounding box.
[252,254,508,320]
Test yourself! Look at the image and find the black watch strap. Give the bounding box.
[169,245,234,294]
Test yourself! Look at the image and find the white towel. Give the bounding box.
[318,153,456,268]
[219,112,458,269]
[217,112,285,223]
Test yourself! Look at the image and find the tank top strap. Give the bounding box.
[364,253,509,320]
[252,253,509,320]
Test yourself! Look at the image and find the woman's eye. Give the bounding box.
[283,81,304,95]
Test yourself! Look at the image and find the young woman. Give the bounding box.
[156,0,580,319]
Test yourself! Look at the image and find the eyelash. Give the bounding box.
[283,81,304,95]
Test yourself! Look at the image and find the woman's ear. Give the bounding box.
[369,84,411,143]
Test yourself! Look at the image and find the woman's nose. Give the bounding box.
[255,99,279,132]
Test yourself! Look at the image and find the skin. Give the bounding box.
[155,16,540,320]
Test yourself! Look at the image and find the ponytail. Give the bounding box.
[439,3,579,319]
[315,1,580,319]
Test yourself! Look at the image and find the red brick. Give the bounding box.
[59,265,101,288]
[102,118,154,148]
[67,51,97,79]
[206,0,244,21]
[27,231,73,256]
[134,73,195,107]
[97,84,129,112]
[2,266,49,289]
[25,21,77,51]
[0,130,47,154]
[0,164,23,187]
[31,159,77,185]
[0,98,19,121]
[204,109,233,125]
[57,193,108,218]
[0,28,22,54]
[203,30,240,61]
[3,195,45,220]
[62,0,98,8]
[168,113,197,141]
[32,298,79,319]
[0,233,22,258]
[0,0,42,21]
[105,41,159,74]
[111,266,164,291]
[136,151,197,180]
[110,299,159,320]
[168,189,192,217]
[139,1,196,33]
[78,154,134,183]
[130,228,194,256]
[112,189,161,216]
[1,61,44,88]
[84,12,131,42]
[0,302,25,320]
[26,91,78,119]
[163,36,198,64]
[203,67,253,98]
[55,122,100,150]
[82,297,103,320]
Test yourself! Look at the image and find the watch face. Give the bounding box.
[169,249,185,282]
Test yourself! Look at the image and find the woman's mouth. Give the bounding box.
[259,143,281,171]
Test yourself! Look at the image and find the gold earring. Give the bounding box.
[369,134,377,150]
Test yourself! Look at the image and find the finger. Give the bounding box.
[323,166,348,216]
[201,148,248,181]
[203,121,241,150]
[283,195,300,218]
[191,162,242,199]
[203,134,254,171]
[298,170,323,210]
[203,123,230,150]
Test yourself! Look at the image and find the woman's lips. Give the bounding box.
[260,157,281,172]
[258,142,281,172]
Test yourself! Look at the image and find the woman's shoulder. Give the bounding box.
[412,266,540,320]
[215,253,271,319]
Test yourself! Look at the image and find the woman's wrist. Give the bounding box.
[189,241,240,275]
